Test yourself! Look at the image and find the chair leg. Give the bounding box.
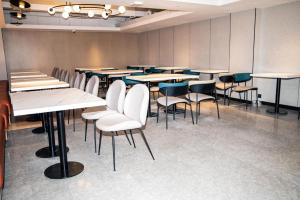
[189,103,194,125]
[228,88,233,106]
[67,110,70,124]
[173,105,175,120]
[84,119,88,141]
[112,132,116,171]
[184,103,187,119]
[156,103,159,123]
[223,90,226,105]
[138,129,155,160]
[98,130,103,155]
[124,130,132,145]
[256,89,259,108]
[73,109,75,132]
[129,130,136,148]
[165,105,168,130]
[93,120,97,153]
[216,100,220,119]
[298,108,300,120]
[196,102,199,124]
[246,91,248,110]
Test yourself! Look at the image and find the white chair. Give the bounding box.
[51,67,58,77]
[59,70,66,81]
[54,68,60,79]
[68,73,75,88]
[73,72,81,88]
[96,84,155,171]
[81,80,126,152]
[79,73,86,91]
[72,72,86,131]
[64,71,69,83]
[85,75,99,96]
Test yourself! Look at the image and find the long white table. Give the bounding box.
[10,88,106,179]
[251,73,300,115]
[10,72,47,79]
[10,77,59,86]
[10,81,69,92]
[75,67,114,73]
[191,69,229,79]
[155,66,190,74]
[127,73,199,117]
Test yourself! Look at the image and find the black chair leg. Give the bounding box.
[84,119,88,141]
[93,120,97,153]
[138,129,155,160]
[129,130,136,148]
[98,130,103,155]
[246,91,248,110]
[112,132,116,171]
[228,89,233,106]
[256,89,259,108]
[196,102,198,124]
[172,105,175,120]
[124,130,132,145]
[216,100,220,119]
[298,108,300,120]
[165,105,168,129]
[189,103,194,125]
[67,110,70,124]
[223,90,226,105]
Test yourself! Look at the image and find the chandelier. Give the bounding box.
[48,2,127,20]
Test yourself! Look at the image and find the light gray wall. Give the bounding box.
[138,1,300,107]
[2,30,139,75]
[0,30,7,80]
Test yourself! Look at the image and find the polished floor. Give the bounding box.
[3,101,300,200]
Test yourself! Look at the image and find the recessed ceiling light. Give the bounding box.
[168,0,240,6]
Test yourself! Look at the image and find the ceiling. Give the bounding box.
[1,0,298,32]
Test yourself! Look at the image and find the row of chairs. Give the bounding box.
[82,80,154,171]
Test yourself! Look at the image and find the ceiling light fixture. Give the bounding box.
[47,2,126,20]
[10,0,31,9]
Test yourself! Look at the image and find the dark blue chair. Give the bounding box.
[182,69,200,76]
[157,82,194,129]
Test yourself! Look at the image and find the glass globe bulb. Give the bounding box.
[102,11,108,19]
[118,6,126,14]
[104,4,111,10]
[64,5,72,13]
[48,7,56,15]
[88,10,95,18]
[72,5,80,12]
[62,11,70,19]
[17,12,22,19]
[19,1,25,9]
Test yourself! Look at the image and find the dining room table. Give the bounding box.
[10,71,47,79]
[75,67,115,73]
[191,69,229,80]
[251,73,300,115]
[10,88,106,179]
[126,73,199,117]
[155,66,190,74]
[10,77,59,86]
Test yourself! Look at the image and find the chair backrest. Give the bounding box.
[69,73,75,87]
[127,66,141,70]
[85,76,99,96]
[233,73,252,83]
[219,73,234,83]
[60,70,66,81]
[79,73,86,90]
[145,67,164,74]
[124,84,149,126]
[183,69,200,76]
[73,72,81,88]
[159,82,189,97]
[189,80,216,95]
[54,69,60,79]
[64,71,69,83]
[51,67,58,77]
[106,80,126,113]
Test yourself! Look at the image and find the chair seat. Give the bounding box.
[157,96,188,107]
[150,86,159,92]
[216,83,234,90]
[81,107,117,120]
[96,113,142,132]
[233,85,258,92]
[186,93,215,102]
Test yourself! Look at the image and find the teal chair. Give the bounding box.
[182,69,200,76]
[157,82,194,129]
[127,66,141,70]
[122,72,146,86]
[229,73,258,109]
[145,67,165,74]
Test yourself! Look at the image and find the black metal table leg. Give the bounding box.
[32,114,46,134]
[36,112,69,158]
[266,78,288,115]
[147,82,158,118]
[44,111,84,179]
[210,74,214,80]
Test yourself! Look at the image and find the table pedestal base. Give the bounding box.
[35,146,69,158]
[44,161,84,179]
[266,108,288,115]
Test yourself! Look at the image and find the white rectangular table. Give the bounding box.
[191,69,229,79]
[127,73,199,117]
[251,73,300,115]
[155,66,190,74]
[75,67,114,72]
[10,72,47,79]
[10,77,59,86]
[10,88,106,179]
[10,81,69,92]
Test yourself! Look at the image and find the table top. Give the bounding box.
[251,73,300,79]
[10,81,69,92]
[10,72,47,79]
[10,77,59,86]
[93,69,143,75]
[129,65,156,68]
[155,66,190,71]
[191,69,229,74]
[10,88,106,116]
[10,70,41,75]
[126,73,199,82]
[75,67,114,72]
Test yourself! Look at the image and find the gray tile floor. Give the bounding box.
[3,102,300,200]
